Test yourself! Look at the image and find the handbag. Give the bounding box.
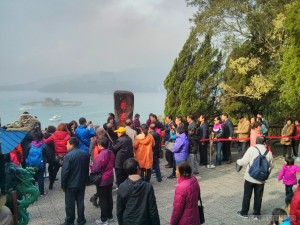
[89,151,112,185]
[165,141,174,152]
[198,195,205,224]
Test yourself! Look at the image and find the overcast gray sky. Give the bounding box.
[0,0,195,83]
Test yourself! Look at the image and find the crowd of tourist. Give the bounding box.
[2,110,300,225]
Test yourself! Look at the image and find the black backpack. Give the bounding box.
[248,146,270,181]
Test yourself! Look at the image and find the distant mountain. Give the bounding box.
[0,68,168,93]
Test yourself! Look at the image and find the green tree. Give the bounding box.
[178,33,223,119]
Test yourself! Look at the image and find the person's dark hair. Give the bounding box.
[97,137,109,149]
[176,124,185,134]
[215,116,221,122]
[256,136,266,145]
[33,129,43,142]
[221,112,228,118]
[200,115,206,120]
[47,125,56,134]
[166,115,173,120]
[295,119,299,123]
[148,113,154,118]
[176,116,182,121]
[107,116,114,123]
[178,161,192,177]
[252,121,262,129]
[285,156,295,166]
[141,124,149,135]
[68,137,79,147]
[108,113,115,119]
[187,115,194,120]
[134,113,140,118]
[257,112,263,116]
[69,120,78,128]
[79,117,87,125]
[149,123,156,130]
[270,208,287,225]
[125,119,132,126]
[123,158,139,175]
[285,193,294,208]
[150,114,157,120]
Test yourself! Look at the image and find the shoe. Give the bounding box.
[108,217,114,222]
[167,175,176,179]
[49,182,53,190]
[90,195,99,207]
[95,220,108,225]
[40,192,47,197]
[237,211,248,219]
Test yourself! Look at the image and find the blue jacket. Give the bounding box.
[75,125,96,152]
[173,133,189,162]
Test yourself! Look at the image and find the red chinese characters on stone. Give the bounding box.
[120,112,127,123]
[120,101,127,110]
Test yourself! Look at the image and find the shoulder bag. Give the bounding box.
[198,194,205,224]
[89,151,112,185]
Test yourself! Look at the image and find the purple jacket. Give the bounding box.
[91,149,115,187]
[173,133,189,162]
[278,164,300,185]
[170,176,200,225]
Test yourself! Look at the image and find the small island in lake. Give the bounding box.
[21,97,82,107]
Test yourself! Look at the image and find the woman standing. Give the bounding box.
[280,119,295,157]
[212,116,224,166]
[293,119,300,160]
[170,162,200,225]
[91,137,115,225]
[44,123,70,189]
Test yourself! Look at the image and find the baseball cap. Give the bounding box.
[114,127,126,133]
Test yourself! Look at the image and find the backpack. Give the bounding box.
[26,144,44,168]
[248,146,270,181]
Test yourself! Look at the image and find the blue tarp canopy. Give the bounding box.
[0,129,28,154]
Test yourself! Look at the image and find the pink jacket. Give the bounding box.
[278,164,300,185]
[170,176,200,225]
[91,149,115,187]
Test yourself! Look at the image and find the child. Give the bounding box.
[269,208,289,225]
[278,156,300,196]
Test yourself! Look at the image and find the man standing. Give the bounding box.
[76,117,96,152]
[221,113,234,164]
[236,136,273,219]
[163,115,173,143]
[125,119,137,145]
[149,123,162,182]
[112,127,134,186]
[197,115,209,166]
[61,137,90,225]
[117,158,160,225]
[235,115,250,157]
[186,115,197,132]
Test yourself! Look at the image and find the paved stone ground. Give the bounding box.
[27,146,293,225]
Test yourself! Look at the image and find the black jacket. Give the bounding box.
[197,121,209,146]
[149,131,161,159]
[112,134,134,169]
[61,148,90,190]
[117,177,160,225]
[188,134,198,154]
[43,132,55,164]
[223,119,234,138]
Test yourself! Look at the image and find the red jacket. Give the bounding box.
[291,186,300,225]
[44,131,70,154]
[170,176,200,225]
[295,124,300,140]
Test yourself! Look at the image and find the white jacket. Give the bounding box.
[237,144,273,184]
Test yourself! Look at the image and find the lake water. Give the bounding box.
[0,91,166,128]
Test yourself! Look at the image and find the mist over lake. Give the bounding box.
[0,91,166,128]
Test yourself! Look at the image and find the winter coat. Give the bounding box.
[173,133,189,163]
[134,133,155,169]
[61,148,90,190]
[75,125,96,152]
[295,124,300,141]
[43,132,55,163]
[112,134,134,169]
[250,129,262,147]
[212,124,224,140]
[170,176,200,225]
[91,149,115,187]
[278,164,300,185]
[125,126,137,144]
[9,144,23,166]
[236,119,250,142]
[290,186,300,225]
[44,131,70,155]
[149,131,161,159]
[117,176,160,225]
[237,144,273,184]
[188,134,198,154]
[280,124,295,145]
[197,122,209,142]
[223,119,234,138]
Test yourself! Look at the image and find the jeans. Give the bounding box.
[65,187,86,225]
[293,140,300,157]
[152,157,162,182]
[97,184,113,222]
[215,142,223,165]
[115,168,128,186]
[222,141,232,161]
[199,143,208,165]
[140,168,151,182]
[241,180,265,215]
[33,166,45,195]
[188,154,199,174]
[238,142,248,158]
[285,185,293,196]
